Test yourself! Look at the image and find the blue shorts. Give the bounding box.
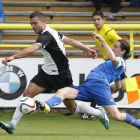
[70,79,115,106]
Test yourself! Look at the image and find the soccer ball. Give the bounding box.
[18,97,36,114]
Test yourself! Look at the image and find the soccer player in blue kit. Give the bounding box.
[36,32,140,130]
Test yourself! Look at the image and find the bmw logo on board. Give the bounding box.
[0,65,27,100]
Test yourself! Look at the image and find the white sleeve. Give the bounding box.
[115,57,125,69]
[61,35,65,41]
[33,43,42,48]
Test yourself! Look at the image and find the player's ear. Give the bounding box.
[122,50,126,55]
[103,17,106,22]
[42,19,45,24]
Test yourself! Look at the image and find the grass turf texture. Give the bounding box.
[0,112,140,140]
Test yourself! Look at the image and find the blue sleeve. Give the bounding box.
[115,76,121,82]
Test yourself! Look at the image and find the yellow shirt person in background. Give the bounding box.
[92,11,121,60]
[94,24,121,60]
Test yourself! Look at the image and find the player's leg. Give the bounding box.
[120,79,126,92]
[110,0,122,13]
[64,99,100,118]
[56,87,97,118]
[12,82,46,125]
[60,88,94,118]
[103,105,140,130]
[63,99,77,113]
[74,102,109,129]
[36,86,108,128]
[36,86,79,111]
[45,89,101,118]
[1,68,52,133]
[76,100,96,120]
[36,87,97,121]
[66,100,109,129]
[120,70,127,92]
[91,0,102,11]
[0,82,46,134]
[35,87,77,112]
[77,100,96,120]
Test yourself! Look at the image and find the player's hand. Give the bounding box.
[87,49,97,59]
[91,31,105,43]
[110,84,115,94]
[2,56,14,65]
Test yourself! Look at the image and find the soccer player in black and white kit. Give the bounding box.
[0,11,97,134]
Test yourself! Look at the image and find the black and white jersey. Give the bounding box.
[34,26,69,75]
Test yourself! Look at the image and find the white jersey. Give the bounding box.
[34,26,69,75]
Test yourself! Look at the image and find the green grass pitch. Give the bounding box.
[0,112,140,140]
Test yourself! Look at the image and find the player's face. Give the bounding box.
[93,15,105,30]
[112,41,124,57]
[30,17,44,35]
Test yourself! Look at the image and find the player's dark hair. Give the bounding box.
[92,11,104,19]
[117,40,131,60]
[30,11,45,20]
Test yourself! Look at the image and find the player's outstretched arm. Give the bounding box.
[91,32,119,65]
[2,44,40,65]
[83,46,100,56]
[63,36,97,59]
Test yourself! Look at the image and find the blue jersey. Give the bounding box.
[71,57,126,105]
[86,57,126,85]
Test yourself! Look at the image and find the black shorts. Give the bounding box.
[31,68,73,93]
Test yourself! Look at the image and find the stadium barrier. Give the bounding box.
[0,23,140,58]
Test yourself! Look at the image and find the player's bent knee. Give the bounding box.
[56,88,69,97]
[56,88,64,94]
[111,113,122,121]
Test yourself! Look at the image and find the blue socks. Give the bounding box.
[125,113,140,129]
[45,96,62,107]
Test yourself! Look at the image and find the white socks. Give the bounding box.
[75,101,101,117]
[11,101,101,128]
[11,105,24,128]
